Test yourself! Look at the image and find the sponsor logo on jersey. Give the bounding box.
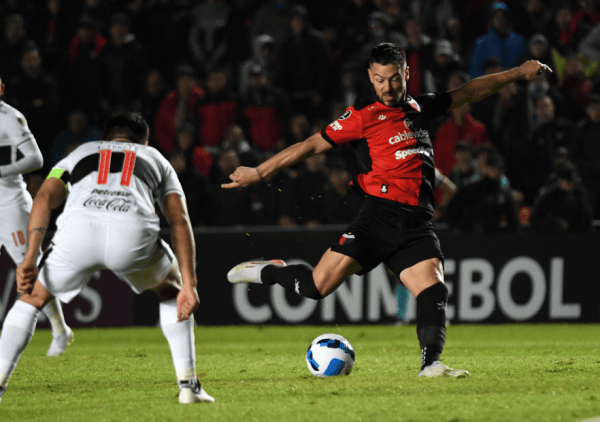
[381,184,388,193]
[330,121,343,131]
[367,105,379,111]
[338,110,352,120]
[83,196,136,212]
[378,115,387,120]
[339,233,355,245]
[90,189,132,197]
[388,128,430,145]
[395,146,433,160]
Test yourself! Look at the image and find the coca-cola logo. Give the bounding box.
[83,196,135,212]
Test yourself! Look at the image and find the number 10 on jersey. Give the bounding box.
[97,149,136,186]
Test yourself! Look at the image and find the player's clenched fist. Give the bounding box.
[16,256,38,295]
[177,285,200,322]
[517,60,552,81]
[221,166,262,189]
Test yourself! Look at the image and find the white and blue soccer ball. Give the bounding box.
[306,333,355,377]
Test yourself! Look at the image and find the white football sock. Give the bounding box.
[42,298,68,337]
[159,299,196,381]
[0,301,40,388]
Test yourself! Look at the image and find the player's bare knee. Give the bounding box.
[19,293,48,310]
[152,263,182,301]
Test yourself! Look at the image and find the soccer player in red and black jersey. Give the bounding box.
[223,43,551,377]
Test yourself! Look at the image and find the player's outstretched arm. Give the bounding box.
[17,177,66,294]
[0,139,43,177]
[221,132,333,189]
[162,192,200,322]
[448,60,552,111]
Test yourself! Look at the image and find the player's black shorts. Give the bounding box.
[330,197,443,276]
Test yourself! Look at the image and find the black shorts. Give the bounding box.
[330,197,444,276]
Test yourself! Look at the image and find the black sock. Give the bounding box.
[261,264,323,299]
[416,282,448,370]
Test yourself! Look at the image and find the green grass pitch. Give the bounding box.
[1,324,599,422]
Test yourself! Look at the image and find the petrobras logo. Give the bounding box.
[388,128,430,145]
[330,121,343,131]
[395,146,433,160]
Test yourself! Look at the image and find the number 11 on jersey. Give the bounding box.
[97,149,137,186]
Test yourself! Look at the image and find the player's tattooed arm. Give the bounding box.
[222,133,332,189]
[25,221,50,257]
[23,177,67,261]
[448,60,551,111]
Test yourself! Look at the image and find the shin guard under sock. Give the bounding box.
[261,264,323,299]
[416,282,448,370]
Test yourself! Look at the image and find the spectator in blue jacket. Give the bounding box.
[469,2,528,78]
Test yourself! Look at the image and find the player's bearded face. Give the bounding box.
[368,63,408,107]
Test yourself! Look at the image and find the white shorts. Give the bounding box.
[38,216,176,303]
[0,200,33,265]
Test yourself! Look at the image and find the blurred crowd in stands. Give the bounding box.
[1,0,599,232]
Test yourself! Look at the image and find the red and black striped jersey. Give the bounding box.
[321,92,452,218]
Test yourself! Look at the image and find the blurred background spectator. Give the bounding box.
[570,93,600,219]
[0,14,31,82]
[275,5,331,118]
[530,160,593,232]
[97,13,147,116]
[51,109,101,165]
[240,63,292,152]
[446,151,520,233]
[0,0,597,230]
[5,41,59,157]
[154,64,203,155]
[469,2,528,78]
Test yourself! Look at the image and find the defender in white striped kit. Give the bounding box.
[0,113,213,404]
[0,74,72,357]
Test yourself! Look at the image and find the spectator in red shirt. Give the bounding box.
[241,64,292,152]
[194,66,238,149]
[154,65,204,155]
[568,0,600,45]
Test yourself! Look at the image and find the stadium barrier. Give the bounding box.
[1,227,598,327]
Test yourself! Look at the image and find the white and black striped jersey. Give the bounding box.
[0,100,36,207]
[52,140,185,231]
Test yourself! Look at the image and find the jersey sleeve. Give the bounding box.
[4,110,35,147]
[320,107,363,147]
[414,92,452,117]
[52,151,76,173]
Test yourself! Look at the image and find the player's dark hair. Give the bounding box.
[369,43,406,68]
[105,112,149,144]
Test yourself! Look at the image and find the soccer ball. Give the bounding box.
[305,333,355,377]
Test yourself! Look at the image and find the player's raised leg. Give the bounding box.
[151,264,214,404]
[0,279,53,403]
[399,258,468,378]
[228,249,362,299]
